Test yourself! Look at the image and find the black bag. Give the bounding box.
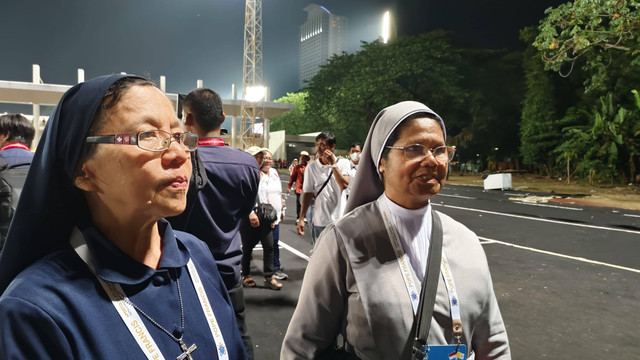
[256,203,278,223]
[317,346,360,360]
[0,158,30,250]
[166,149,208,230]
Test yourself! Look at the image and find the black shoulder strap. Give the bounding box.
[166,150,208,229]
[412,209,444,359]
[8,162,31,169]
[315,170,334,197]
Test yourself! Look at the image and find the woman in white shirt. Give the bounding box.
[259,151,288,280]
[241,151,284,290]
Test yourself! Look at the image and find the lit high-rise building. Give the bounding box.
[299,4,347,88]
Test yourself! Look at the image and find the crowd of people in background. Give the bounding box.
[0,74,510,360]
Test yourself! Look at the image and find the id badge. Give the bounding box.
[425,344,466,359]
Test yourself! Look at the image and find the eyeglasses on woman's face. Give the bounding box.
[385,144,455,164]
[85,130,199,152]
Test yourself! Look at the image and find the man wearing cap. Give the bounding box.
[246,146,269,168]
[287,150,311,220]
[167,88,260,359]
[296,132,350,244]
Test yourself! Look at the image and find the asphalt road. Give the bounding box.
[243,176,640,360]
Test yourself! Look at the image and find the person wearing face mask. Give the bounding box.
[339,142,362,216]
[346,142,362,197]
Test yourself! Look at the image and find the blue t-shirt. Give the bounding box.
[0,220,246,359]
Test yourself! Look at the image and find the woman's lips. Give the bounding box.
[415,174,438,183]
[169,176,188,189]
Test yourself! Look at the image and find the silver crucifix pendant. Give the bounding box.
[177,339,197,360]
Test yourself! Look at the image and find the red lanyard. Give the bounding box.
[0,143,30,151]
[198,138,225,146]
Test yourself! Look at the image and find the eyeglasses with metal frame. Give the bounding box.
[385,144,456,163]
[85,130,199,152]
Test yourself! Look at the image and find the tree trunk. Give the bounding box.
[630,153,637,184]
[543,163,552,179]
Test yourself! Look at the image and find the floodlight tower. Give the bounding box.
[239,0,265,149]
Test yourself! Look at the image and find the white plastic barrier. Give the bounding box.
[483,173,512,190]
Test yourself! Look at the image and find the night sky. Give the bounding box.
[1,0,565,114]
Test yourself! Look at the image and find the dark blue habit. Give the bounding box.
[0,74,246,359]
[0,221,246,359]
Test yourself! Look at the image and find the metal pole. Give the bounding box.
[263,117,269,149]
[32,64,41,150]
[231,83,237,148]
[160,76,166,93]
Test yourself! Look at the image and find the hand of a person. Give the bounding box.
[296,218,305,235]
[249,212,260,228]
[271,221,276,229]
[323,149,335,165]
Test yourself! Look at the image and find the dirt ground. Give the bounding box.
[446,173,640,211]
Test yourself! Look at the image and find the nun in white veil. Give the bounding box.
[281,101,510,360]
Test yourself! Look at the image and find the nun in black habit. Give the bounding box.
[0,74,246,359]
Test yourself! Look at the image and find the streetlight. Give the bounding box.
[245,85,265,103]
[382,11,390,44]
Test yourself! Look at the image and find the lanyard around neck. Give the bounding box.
[198,138,225,146]
[0,143,30,151]
[70,228,229,360]
[378,199,464,340]
[379,199,422,314]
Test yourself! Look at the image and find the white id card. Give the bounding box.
[425,344,466,359]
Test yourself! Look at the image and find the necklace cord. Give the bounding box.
[122,270,185,344]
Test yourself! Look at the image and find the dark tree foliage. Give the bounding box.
[304,31,469,149]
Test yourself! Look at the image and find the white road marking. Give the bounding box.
[479,236,640,274]
[623,213,640,218]
[514,202,583,211]
[279,241,311,262]
[432,203,640,235]
[278,235,640,273]
[436,194,476,200]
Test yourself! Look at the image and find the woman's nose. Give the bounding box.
[163,139,190,165]
[419,150,438,166]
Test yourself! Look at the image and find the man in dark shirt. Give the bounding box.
[0,114,35,250]
[0,114,35,167]
[168,88,260,359]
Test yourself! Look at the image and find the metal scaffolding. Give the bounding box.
[238,0,265,149]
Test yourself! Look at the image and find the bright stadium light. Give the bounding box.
[382,11,390,44]
[245,85,265,102]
